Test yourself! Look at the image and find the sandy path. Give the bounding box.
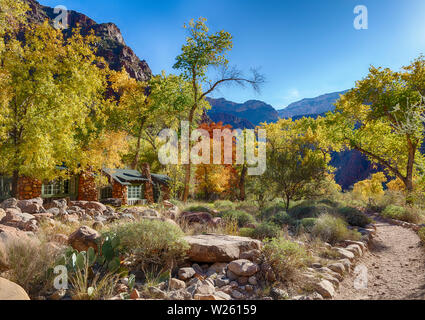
[334,220,425,300]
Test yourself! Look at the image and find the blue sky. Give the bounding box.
[39,0,425,109]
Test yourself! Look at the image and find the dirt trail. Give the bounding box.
[335,220,425,300]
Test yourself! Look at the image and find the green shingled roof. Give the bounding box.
[103,168,148,186]
[103,169,170,186]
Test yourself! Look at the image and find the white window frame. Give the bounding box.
[127,184,143,200]
[42,179,69,197]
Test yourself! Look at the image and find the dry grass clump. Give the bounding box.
[0,238,63,297]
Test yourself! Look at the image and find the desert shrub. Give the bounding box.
[184,205,212,213]
[299,218,317,232]
[338,207,372,227]
[239,227,255,238]
[1,239,63,297]
[382,205,422,224]
[220,210,255,227]
[69,257,118,300]
[261,203,288,220]
[250,222,281,240]
[317,199,340,208]
[311,214,361,244]
[235,201,259,215]
[214,200,235,211]
[288,201,338,220]
[418,227,425,244]
[270,211,295,227]
[262,237,311,281]
[105,219,189,270]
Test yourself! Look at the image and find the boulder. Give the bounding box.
[17,198,44,214]
[228,259,260,277]
[122,207,159,218]
[184,234,262,263]
[70,201,107,213]
[68,226,101,252]
[239,249,261,262]
[180,212,216,226]
[169,278,186,290]
[43,198,68,210]
[100,198,122,207]
[335,247,355,261]
[178,267,196,281]
[0,209,37,231]
[327,263,345,276]
[0,198,18,209]
[314,280,335,299]
[0,225,33,245]
[0,277,30,300]
[345,244,363,257]
[0,208,5,221]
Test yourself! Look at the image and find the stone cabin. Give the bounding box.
[0,164,171,206]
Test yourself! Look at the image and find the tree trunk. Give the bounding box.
[182,108,196,203]
[405,138,417,204]
[285,193,290,211]
[11,170,19,199]
[131,125,144,170]
[239,164,247,201]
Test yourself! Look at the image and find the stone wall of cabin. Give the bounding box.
[77,172,98,201]
[160,184,170,201]
[17,177,42,200]
[112,180,127,206]
[141,163,154,204]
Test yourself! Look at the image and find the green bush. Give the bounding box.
[299,218,317,232]
[288,201,338,220]
[105,219,189,270]
[262,237,311,281]
[261,203,288,220]
[221,210,255,227]
[250,222,281,240]
[311,214,361,245]
[270,211,295,227]
[184,205,212,213]
[381,205,422,224]
[214,200,235,211]
[418,227,425,244]
[338,207,372,227]
[239,227,255,238]
[382,205,406,220]
[317,199,340,208]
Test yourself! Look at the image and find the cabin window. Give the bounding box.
[100,186,113,199]
[127,184,143,200]
[0,176,11,200]
[42,179,69,197]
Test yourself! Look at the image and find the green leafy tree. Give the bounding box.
[173,17,264,202]
[262,118,331,210]
[327,57,425,195]
[0,22,111,196]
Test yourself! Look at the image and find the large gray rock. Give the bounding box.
[68,226,101,252]
[228,259,259,277]
[0,198,18,209]
[314,280,335,299]
[0,277,30,300]
[184,234,262,263]
[17,198,44,214]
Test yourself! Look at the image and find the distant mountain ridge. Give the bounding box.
[206,97,279,128]
[24,0,152,81]
[278,90,349,119]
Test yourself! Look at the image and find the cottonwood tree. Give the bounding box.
[173,17,264,202]
[110,71,196,170]
[262,118,331,211]
[0,22,112,196]
[327,57,425,197]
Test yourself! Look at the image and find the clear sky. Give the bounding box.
[39,0,425,109]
